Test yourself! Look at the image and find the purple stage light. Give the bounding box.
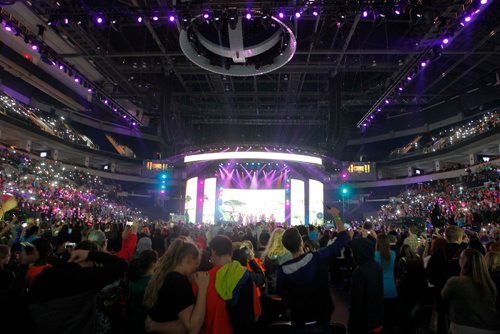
[104,99,108,104]
[169,15,175,22]
[295,12,301,18]
[123,115,127,119]
[74,77,80,83]
[278,12,285,19]
[160,190,165,194]
[203,13,209,19]
[31,44,38,51]
[407,75,412,81]
[113,108,117,112]
[137,17,143,23]
[152,16,159,21]
[132,122,136,126]
[370,115,375,120]
[481,0,487,4]
[443,38,450,44]
[87,88,92,93]
[59,65,64,70]
[96,17,103,24]
[5,25,12,32]
[377,108,382,112]
[362,123,367,127]
[312,10,319,16]
[362,10,368,18]
[398,87,403,91]
[63,18,69,25]
[341,172,348,179]
[394,9,401,15]
[464,16,472,22]
[385,99,390,104]
[421,61,427,67]
[246,13,252,20]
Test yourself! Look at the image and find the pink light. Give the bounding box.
[59,65,64,70]
[464,16,472,22]
[5,25,12,32]
[341,173,348,179]
[246,13,252,20]
[64,18,69,25]
[152,16,159,21]
[74,78,80,83]
[160,190,165,194]
[443,38,449,44]
[169,15,175,22]
[137,17,143,23]
[203,13,209,19]
[199,198,203,202]
[480,0,488,4]
[31,44,38,51]
[278,12,285,19]
[407,76,412,81]
[295,12,301,18]
[312,11,319,16]
[132,122,136,126]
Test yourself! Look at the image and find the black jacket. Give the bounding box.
[28,251,127,334]
[426,243,463,293]
[277,231,349,327]
[348,238,384,334]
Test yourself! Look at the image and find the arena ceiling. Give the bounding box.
[4,0,500,156]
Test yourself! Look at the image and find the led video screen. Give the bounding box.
[291,179,305,226]
[202,178,216,224]
[184,177,198,224]
[220,189,285,223]
[309,179,324,225]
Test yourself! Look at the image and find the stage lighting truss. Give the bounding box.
[178,10,297,77]
[184,151,322,165]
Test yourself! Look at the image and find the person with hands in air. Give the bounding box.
[144,239,209,334]
[277,206,350,333]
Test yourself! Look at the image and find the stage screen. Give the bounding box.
[309,179,324,225]
[202,178,216,224]
[220,189,285,223]
[184,177,198,224]
[291,179,305,226]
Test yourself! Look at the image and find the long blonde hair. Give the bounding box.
[263,228,289,259]
[143,239,199,308]
[461,249,497,296]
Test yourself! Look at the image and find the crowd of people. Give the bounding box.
[0,92,97,149]
[0,148,498,334]
[377,164,500,227]
[0,201,499,333]
[390,110,499,158]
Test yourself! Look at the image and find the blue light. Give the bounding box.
[161,185,166,189]
[161,174,167,179]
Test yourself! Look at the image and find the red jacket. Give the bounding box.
[113,231,137,262]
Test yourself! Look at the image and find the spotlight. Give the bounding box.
[464,16,472,22]
[59,64,64,70]
[480,0,487,4]
[104,99,108,104]
[132,122,136,126]
[394,7,401,16]
[442,37,450,45]
[169,15,176,22]
[312,10,319,17]
[407,75,412,81]
[362,10,368,18]
[74,77,80,83]
[203,13,209,19]
[152,16,159,21]
[278,11,285,19]
[31,44,38,51]
[137,17,143,23]
[295,12,301,18]
[421,61,427,67]
[96,16,104,24]
[63,18,69,25]
[246,13,252,20]
[87,88,92,93]
[385,99,390,104]
[4,24,12,32]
